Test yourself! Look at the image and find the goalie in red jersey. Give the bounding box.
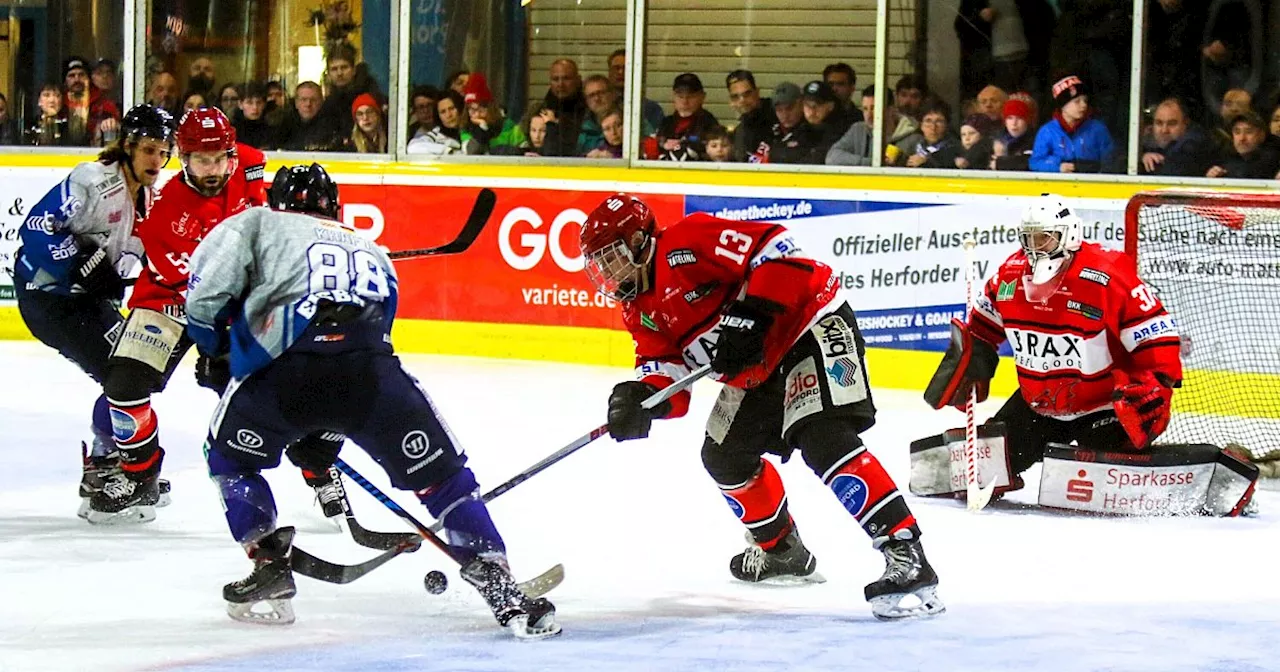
[915,194,1257,516]
[581,193,944,620]
[90,108,344,523]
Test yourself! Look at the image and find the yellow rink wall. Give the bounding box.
[0,155,1197,399]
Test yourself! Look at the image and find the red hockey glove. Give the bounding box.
[1112,370,1175,450]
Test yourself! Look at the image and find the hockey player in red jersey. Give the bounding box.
[923,194,1182,483]
[582,193,944,620]
[88,108,351,523]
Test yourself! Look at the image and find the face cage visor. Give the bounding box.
[1018,226,1069,285]
[585,237,644,302]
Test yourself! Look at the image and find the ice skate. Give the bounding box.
[84,471,161,525]
[729,529,826,585]
[865,533,945,621]
[461,555,561,640]
[78,446,170,519]
[313,469,346,519]
[224,527,298,625]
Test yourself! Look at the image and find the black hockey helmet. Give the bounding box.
[269,163,340,220]
[120,104,176,146]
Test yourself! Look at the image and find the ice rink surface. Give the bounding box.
[1,341,1277,672]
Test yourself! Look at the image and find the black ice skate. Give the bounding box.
[78,445,170,520]
[461,555,561,640]
[730,529,826,585]
[864,533,946,621]
[313,469,347,519]
[224,527,298,625]
[84,471,161,525]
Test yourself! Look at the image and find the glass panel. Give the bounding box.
[886,1,1131,174]
[0,1,125,148]
[403,0,627,158]
[641,1,875,165]
[147,0,392,153]
[1143,0,1275,179]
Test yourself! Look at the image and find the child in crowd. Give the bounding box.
[992,94,1037,170]
[956,114,996,169]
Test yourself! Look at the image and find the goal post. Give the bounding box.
[1126,190,1280,470]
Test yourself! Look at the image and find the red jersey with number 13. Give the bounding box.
[622,212,839,417]
[968,241,1182,419]
[130,143,267,316]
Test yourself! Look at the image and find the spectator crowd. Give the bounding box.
[14,2,1280,181]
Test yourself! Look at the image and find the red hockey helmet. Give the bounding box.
[581,193,657,301]
[177,107,237,196]
[177,107,236,155]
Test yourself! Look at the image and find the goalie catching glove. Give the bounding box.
[924,319,999,410]
[1112,370,1176,450]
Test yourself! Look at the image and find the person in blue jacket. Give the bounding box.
[1030,75,1114,173]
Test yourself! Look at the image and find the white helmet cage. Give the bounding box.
[1019,193,1082,285]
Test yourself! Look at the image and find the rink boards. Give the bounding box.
[0,155,1268,406]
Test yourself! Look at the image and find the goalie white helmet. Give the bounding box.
[1019,194,1082,285]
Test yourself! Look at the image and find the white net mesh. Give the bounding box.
[1130,191,1280,465]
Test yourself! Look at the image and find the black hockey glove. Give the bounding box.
[70,247,124,301]
[286,432,344,484]
[195,352,231,394]
[607,381,671,441]
[711,299,775,378]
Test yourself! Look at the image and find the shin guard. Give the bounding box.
[213,473,279,544]
[823,448,920,542]
[417,467,506,561]
[108,396,162,479]
[719,459,793,550]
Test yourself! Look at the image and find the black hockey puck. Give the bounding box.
[424,570,448,595]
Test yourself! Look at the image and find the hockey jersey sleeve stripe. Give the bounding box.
[1119,314,1179,352]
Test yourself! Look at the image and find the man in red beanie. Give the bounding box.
[462,73,526,155]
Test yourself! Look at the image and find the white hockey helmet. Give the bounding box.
[1019,193,1082,284]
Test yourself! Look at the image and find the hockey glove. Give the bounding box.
[1112,370,1175,450]
[195,353,232,395]
[710,299,775,378]
[924,319,999,410]
[70,247,125,301]
[286,433,344,484]
[607,381,671,441]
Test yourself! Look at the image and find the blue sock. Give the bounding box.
[417,467,506,562]
[90,395,113,457]
[213,473,279,545]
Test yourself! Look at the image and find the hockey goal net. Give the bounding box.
[1126,190,1280,475]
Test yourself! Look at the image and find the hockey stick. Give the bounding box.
[335,459,565,598]
[387,188,496,260]
[428,364,716,533]
[963,240,999,512]
[324,467,426,552]
[291,541,418,585]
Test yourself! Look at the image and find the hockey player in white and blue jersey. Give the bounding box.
[12,104,175,518]
[185,163,560,639]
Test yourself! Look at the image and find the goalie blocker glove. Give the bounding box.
[70,247,125,300]
[1112,370,1176,450]
[710,298,776,378]
[607,381,672,441]
[924,318,998,410]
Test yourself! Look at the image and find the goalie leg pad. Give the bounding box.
[908,422,1017,497]
[1038,443,1258,516]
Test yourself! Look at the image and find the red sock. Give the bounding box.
[823,448,918,541]
[719,459,792,550]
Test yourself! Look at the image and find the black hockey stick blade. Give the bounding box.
[290,540,416,585]
[389,188,496,260]
[346,498,424,552]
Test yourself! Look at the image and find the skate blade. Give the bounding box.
[77,498,90,520]
[156,480,172,508]
[755,570,827,587]
[226,598,296,626]
[85,504,156,525]
[869,585,946,621]
[507,613,562,641]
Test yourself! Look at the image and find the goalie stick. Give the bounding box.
[388,188,496,260]
[335,459,565,598]
[428,364,715,532]
[963,240,998,512]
